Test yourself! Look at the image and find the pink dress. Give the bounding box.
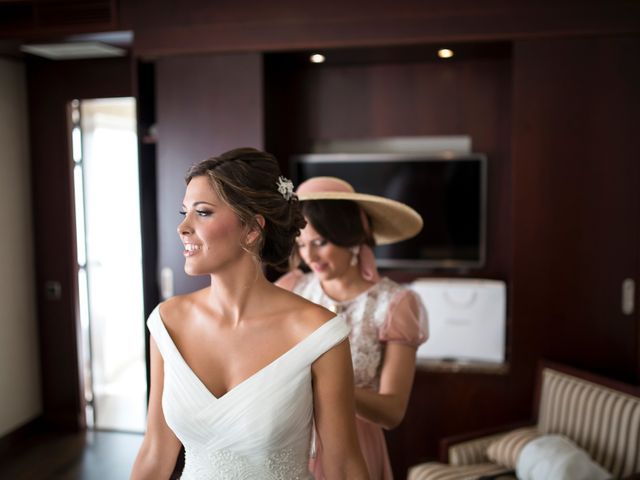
[276,270,429,480]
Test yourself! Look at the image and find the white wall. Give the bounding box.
[0,57,42,437]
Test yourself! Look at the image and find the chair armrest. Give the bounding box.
[439,421,535,465]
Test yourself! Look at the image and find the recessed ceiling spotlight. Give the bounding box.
[310,53,326,64]
[437,48,454,59]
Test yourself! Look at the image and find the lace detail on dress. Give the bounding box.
[293,275,407,390]
[182,447,312,480]
[347,280,390,389]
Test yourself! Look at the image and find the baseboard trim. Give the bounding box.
[0,415,45,460]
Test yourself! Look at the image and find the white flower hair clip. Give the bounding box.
[276,176,295,201]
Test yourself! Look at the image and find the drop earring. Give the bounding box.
[350,245,360,266]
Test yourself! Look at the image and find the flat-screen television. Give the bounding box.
[291,153,487,269]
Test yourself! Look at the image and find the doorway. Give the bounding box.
[70,97,146,432]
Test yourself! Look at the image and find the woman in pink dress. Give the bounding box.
[276,176,429,480]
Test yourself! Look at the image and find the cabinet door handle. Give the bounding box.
[622,278,635,315]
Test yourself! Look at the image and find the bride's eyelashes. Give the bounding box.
[179,209,214,217]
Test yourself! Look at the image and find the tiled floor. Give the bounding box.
[0,429,143,480]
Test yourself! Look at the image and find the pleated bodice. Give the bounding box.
[147,306,349,479]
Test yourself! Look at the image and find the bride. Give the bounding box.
[131,148,368,479]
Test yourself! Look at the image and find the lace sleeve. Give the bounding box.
[378,289,429,347]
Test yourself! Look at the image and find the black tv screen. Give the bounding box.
[291,153,486,269]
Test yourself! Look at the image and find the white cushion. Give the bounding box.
[516,434,611,480]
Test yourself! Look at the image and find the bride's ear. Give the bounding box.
[246,214,266,246]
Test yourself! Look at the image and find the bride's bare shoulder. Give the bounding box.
[272,286,336,336]
[158,288,207,329]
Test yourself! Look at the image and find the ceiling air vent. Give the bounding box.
[21,41,126,59]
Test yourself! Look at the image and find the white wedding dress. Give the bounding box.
[147,306,349,479]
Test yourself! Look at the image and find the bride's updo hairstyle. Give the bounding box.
[185,147,306,267]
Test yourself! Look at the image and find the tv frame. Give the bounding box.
[290,152,488,270]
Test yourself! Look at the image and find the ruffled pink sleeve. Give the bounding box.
[379,289,429,347]
[274,268,304,292]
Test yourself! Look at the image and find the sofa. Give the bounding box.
[408,361,640,479]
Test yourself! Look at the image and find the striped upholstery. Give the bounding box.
[408,462,508,480]
[485,426,539,468]
[448,432,507,466]
[537,367,640,478]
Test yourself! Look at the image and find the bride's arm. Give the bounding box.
[130,338,182,480]
[312,339,369,480]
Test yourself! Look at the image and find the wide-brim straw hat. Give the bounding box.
[296,176,423,245]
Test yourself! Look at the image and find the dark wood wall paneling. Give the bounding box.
[155,53,264,296]
[511,36,640,385]
[26,56,133,430]
[121,0,640,57]
[0,0,118,38]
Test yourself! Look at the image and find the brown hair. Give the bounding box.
[301,200,375,248]
[186,147,306,267]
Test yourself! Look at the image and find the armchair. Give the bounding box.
[408,361,640,479]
